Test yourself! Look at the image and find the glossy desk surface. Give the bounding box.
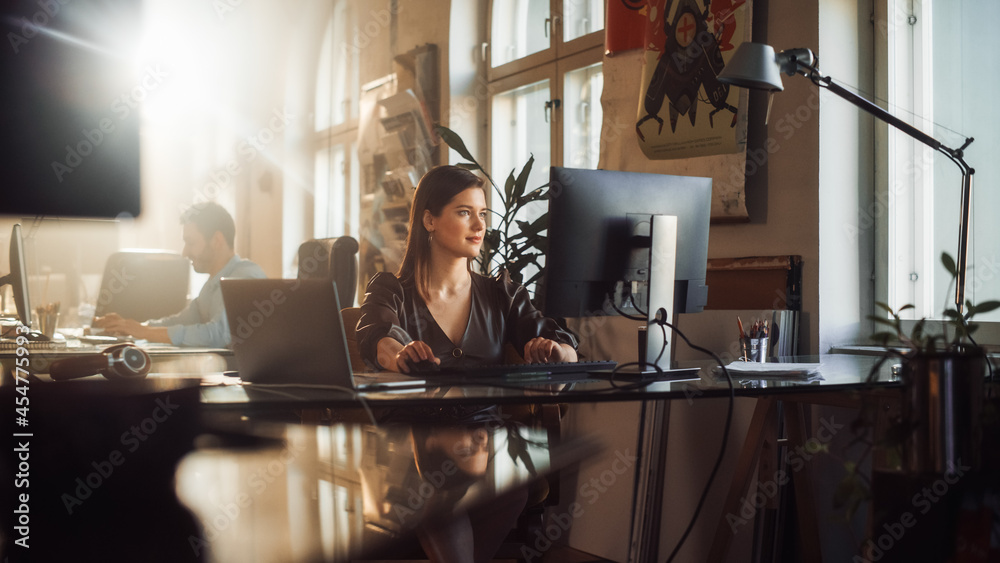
[0,378,600,562]
[200,354,904,411]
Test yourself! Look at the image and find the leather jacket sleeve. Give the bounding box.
[356,272,415,369]
[496,271,578,357]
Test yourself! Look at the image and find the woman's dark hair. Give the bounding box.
[397,165,485,298]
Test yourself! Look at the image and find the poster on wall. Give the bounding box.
[635,0,751,160]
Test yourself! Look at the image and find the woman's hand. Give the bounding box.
[523,337,578,364]
[377,337,440,373]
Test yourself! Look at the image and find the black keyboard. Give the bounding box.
[0,339,67,351]
[412,360,618,378]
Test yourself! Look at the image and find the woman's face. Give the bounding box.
[424,186,487,259]
[425,426,490,476]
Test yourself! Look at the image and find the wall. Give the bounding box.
[819,0,875,352]
[599,4,822,355]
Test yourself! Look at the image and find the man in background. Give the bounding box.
[94,202,265,347]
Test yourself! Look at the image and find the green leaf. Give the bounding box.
[513,155,534,200]
[518,187,550,206]
[942,309,962,320]
[941,252,958,277]
[973,300,1000,315]
[435,125,480,166]
[454,162,480,171]
[874,301,893,313]
[898,304,914,313]
[503,170,516,206]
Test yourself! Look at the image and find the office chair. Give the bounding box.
[297,236,359,308]
[93,250,190,323]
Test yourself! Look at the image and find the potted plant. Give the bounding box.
[433,125,549,301]
[867,252,998,472]
[832,253,999,527]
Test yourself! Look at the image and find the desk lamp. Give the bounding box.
[719,42,975,314]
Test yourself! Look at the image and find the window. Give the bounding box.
[882,0,1000,326]
[314,1,361,241]
[487,2,604,295]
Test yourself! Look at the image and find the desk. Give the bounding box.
[0,340,233,380]
[200,354,899,412]
[1,355,922,562]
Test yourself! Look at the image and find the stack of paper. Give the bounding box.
[713,361,823,381]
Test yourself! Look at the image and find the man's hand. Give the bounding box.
[523,337,578,364]
[93,313,171,343]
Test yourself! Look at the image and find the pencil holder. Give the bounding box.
[741,337,768,362]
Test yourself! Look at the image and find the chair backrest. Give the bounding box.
[93,250,190,322]
[297,236,359,307]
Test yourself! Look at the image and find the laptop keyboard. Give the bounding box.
[413,360,618,378]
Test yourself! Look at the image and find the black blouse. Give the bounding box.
[356,271,578,370]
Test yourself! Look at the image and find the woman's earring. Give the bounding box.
[428,231,434,243]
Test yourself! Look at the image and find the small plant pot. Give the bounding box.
[901,351,985,474]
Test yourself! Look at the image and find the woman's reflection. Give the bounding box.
[409,423,529,563]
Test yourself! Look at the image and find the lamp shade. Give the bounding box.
[718,42,784,91]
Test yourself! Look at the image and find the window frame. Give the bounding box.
[486,0,604,82]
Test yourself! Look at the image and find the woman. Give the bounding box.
[357,165,578,373]
[357,165,576,562]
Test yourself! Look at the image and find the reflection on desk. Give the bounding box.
[0,338,233,381]
[200,355,902,412]
[177,417,600,562]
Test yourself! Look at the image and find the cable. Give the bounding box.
[652,317,735,563]
[628,292,648,318]
[610,298,645,321]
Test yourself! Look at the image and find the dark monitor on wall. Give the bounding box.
[544,167,712,320]
[0,225,32,330]
[0,1,143,218]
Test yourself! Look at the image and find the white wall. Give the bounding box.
[819,0,876,352]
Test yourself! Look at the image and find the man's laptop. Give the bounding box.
[219,278,423,389]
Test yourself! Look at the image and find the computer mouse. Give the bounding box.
[409,359,441,374]
[23,330,51,342]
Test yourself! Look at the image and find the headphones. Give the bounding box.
[49,343,151,381]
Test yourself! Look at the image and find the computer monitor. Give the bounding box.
[93,251,190,323]
[0,1,142,218]
[544,167,712,370]
[0,224,32,330]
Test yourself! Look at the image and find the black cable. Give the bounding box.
[654,322,667,366]
[628,292,648,318]
[609,298,645,321]
[655,318,735,563]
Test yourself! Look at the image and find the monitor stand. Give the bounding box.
[594,215,700,381]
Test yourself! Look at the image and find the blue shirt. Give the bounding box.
[147,255,266,347]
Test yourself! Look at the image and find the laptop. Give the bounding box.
[220,278,424,389]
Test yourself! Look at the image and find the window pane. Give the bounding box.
[491,0,551,67]
[314,21,334,132]
[563,0,604,42]
[314,146,330,235]
[889,0,1000,320]
[563,62,603,169]
[331,0,358,124]
[349,142,360,240]
[491,79,551,292]
[315,144,346,238]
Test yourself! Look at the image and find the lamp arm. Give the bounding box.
[796,60,978,314]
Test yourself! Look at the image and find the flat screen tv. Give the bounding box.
[0,0,143,218]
